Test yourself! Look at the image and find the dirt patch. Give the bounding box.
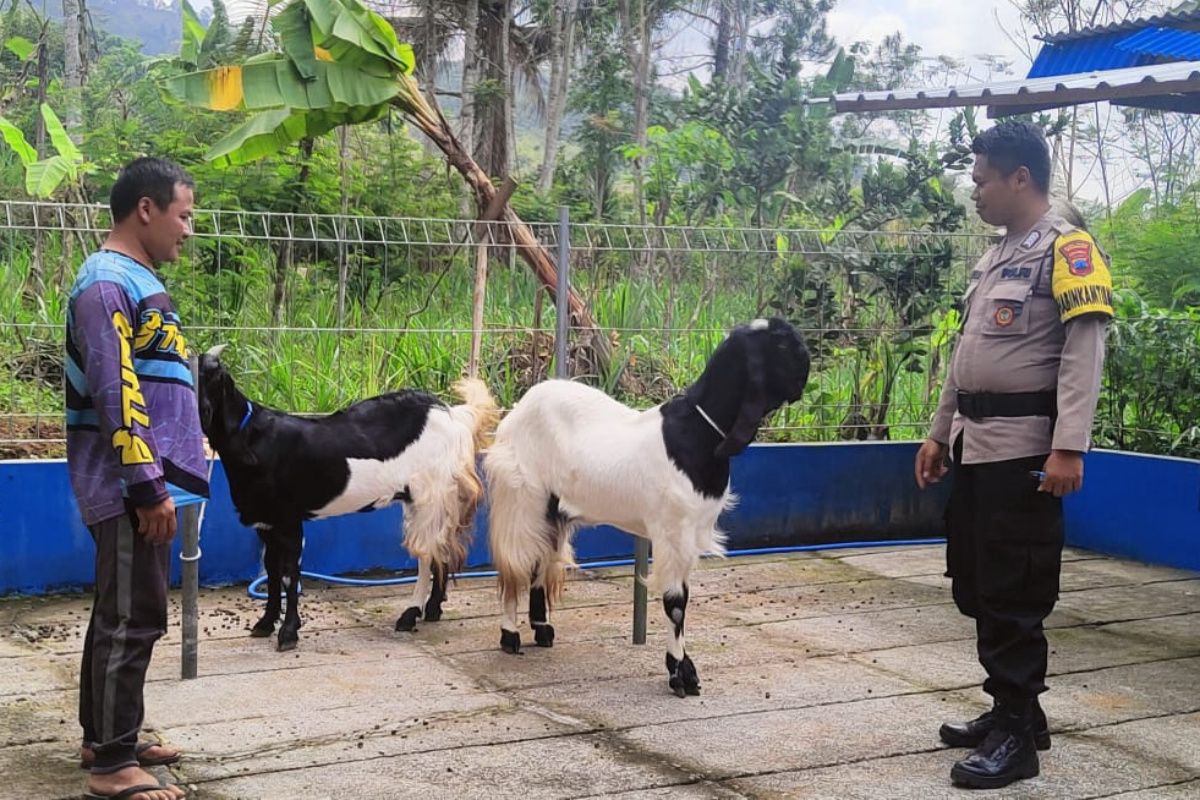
[0,416,66,459]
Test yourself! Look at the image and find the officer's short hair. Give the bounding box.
[110,157,194,223]
[971,122,1051,194]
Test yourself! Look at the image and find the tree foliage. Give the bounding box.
[0,0,1196,457]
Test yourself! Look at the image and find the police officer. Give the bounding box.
[915,121,1113,790]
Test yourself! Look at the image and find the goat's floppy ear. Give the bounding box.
[715,332,769,458]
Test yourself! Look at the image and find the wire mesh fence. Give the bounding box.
[2,201,1197,459]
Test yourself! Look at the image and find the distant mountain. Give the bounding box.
[47,0,181,55]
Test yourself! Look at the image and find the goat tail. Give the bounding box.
[447,457,484,574]
[540,533,575,608]
[485,439,554,609]
[449,377,500,453]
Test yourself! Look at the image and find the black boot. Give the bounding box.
[950,709,1040,790]
[940,700,1050,750]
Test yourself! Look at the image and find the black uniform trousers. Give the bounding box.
[945,434,1065,722]
[79,506,171,774]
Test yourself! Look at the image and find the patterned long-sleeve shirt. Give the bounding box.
[65,250,209,526]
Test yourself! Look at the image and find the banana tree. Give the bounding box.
[0,104,89,198]
[0,102,95,293]
[165,0,615,376]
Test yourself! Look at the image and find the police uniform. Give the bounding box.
[928,209,1114,724]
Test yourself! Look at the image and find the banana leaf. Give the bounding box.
[180,0,206,67]
[273,2,318,81]
[0,115,36,165]
[41,104,81,163]
[167,57,399,113]
[205,103,388,166]
[3,36,36,61]
[25,155,75,198]
[302,0,411,73]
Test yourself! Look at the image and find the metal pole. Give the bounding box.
[632,538,650,644]
[180,503,200,679]
[181,355,201,679]
[555,205,569,379]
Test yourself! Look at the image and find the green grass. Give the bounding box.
[2,229,1195,458]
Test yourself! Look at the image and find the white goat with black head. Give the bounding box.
[485,318,810,696]
[198,346,499,651]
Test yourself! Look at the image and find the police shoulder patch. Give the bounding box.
[1052,231,1114,323]
[1059,238,1094,276]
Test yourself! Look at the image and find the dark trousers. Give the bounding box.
[79,508,171,774]
[945,436,1064,718]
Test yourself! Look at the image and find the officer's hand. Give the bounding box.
[1039,450,1083,497]
[915,438,949,489]
[136,497,177,545]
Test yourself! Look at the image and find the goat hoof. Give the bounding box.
[422,602,443,622]
[276,633,298,652]
[500,629,522,654]
[395,607,422,632]
[250,619,276,638]
[666,653,701,697]
[534,623,555,647]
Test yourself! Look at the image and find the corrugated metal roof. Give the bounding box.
[1116,26,1200,59]
[1028,32,1145,78]
[1039,9,1200,44]
[829,60,1200,115]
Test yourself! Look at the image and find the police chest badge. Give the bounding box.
[1058,239,1094,277]
[994,305,1019,327]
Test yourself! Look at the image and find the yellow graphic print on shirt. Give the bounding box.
[134,308,189,359]
[111,310,154,465]
[1052,231,1114,323]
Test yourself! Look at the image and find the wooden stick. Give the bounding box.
[467,177,517,379]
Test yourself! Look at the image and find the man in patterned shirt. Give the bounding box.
[67,157,208,800]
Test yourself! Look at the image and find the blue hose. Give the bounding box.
[246,537,945,599]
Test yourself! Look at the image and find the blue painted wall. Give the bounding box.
[2,443,1195,595]
[1063,450,1200,571]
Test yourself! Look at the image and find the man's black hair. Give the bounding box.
[109,157,194,223]
[971,121,1051,194]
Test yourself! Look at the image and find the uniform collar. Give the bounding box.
[1002,209,1062,255]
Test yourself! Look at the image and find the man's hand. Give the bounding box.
[915,438,949,489]
[1039,449,1083,497]
[136,497,177,545]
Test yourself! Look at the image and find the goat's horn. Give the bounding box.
[205,343,228,359]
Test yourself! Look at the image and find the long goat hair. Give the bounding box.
[484,318,809,696]
[198,346,499,650]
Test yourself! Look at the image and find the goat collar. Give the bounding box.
[693,402,727,440]
[238,401,254,432]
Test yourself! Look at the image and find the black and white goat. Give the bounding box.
[198,347,498,651]
[484,318,809,696]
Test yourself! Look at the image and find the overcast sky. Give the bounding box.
[826,0,1031,75]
